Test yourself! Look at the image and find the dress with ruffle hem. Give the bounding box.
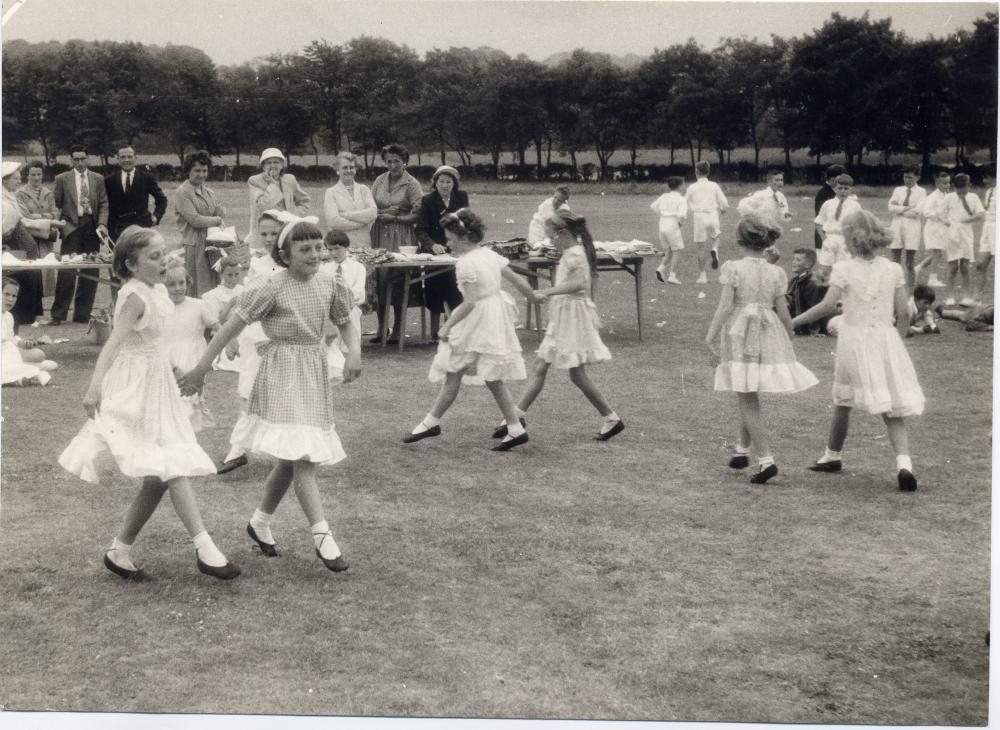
[429,247,526,385]
[714,258,818,393]
[231,270,354,464]
[535,246,611,368]
[58,280,217,484]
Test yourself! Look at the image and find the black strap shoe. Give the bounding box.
[246,523,278,557]
[808,460,842,473]
[728,454,750,469]
[492,417,526,439]
[492,432,529,451]
[750,464,778,484]
[104,552,147,581]
[217,454,248,475]
[403,425,441,443]
[196,556,241,580]
[897,469,918,492]
[593,419,625,441]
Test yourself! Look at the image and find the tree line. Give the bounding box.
[2,11,996,182]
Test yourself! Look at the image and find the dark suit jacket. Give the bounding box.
[52,169,109,237]
[414,190,470,253]
[814,183,836,249]
[787,270,828,335]
[105,166,168,236]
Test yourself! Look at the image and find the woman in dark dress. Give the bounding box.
[414,166,467,341]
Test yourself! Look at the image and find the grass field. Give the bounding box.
[0,186,991,724]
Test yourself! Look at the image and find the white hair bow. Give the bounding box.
[273,211,320,251]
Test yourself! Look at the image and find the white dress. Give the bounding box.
[429,247,526,384]
[536,246,611,368]
[714,258,818,393]
[58,280,217,484]
[202,283,244,371]
[162,296,218,431]
[1,312,50,386]
[829,257,925,416]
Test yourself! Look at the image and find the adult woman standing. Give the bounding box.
[1,162,44,326]
[15,161,63,297]
[414,165,467,341]
[370,144,423,344]
[174,150,225,297]
[247,148,310,245]
[324,151,377,249]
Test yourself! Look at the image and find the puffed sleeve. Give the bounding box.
[829,261,850,291]
[329,278,353,326]
[718,260,738,287]
[234,277,277,325]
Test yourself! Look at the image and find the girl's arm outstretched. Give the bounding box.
[704,284,735,363]
[337,317,362,382]
[501,267,544,302]
[791,285,843,330]
[178,315,248,394]
[539,268,587,297]
[82,294,145,418]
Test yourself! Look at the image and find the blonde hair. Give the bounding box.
[841,210,892,257]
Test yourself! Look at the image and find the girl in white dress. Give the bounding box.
[498,209,624,441]
[706,213,818,484]
[201,257,245,372]
[792,210,925,492]
[2,277,55,386]
[180,218,361,572]
[58,227,239,580]
[405,208,541,451]
[162,258,218,431]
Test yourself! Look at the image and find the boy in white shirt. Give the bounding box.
[914,171,951,288]
[942,172,985,306]
[887,164,927,287]
[322,230,367,327]
[738,169,792,224]
[685,160,729,281]
[814,174,863,284]
[974,170,995,305]
[527,185,570,245]
[651,176,688,284]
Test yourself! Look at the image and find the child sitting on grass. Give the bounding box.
[1,276,56,385]
[785,248,828,335]
[904,285,940,336]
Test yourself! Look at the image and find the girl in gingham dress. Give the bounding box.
[181,218,361,572]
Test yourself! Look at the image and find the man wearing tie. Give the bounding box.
[737,169,793,224]
[49,144,109,325]
[105,145,167,240]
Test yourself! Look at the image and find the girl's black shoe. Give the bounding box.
[492,417,526,439]
[897,469,918,492]
[403,425,441,443]
[593,419,625,441]
[750,464,778,484]
[728,454,750,469]
[492,432,529,451]
[196,557,241,580]
[104,552,147,581]
[246,523,278,557]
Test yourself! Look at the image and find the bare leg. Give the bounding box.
[290,460,324,526]
[975,254,993,302]
[429,371,465,419]
[696,241,707,276]
[259,459,295,514]
[903,250,916,289]
[118,476,170,544]
[516,359,551,413]
[568,365,613,417]
[826,405,851,452]
[166,476,208,539]
[485,379,521,425]
[882,415,910,459]
[948,260,960,300]
[739,422,751,450]
[959,260,971,298]
[737,392,771,459]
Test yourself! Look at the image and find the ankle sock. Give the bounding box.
[193,531,227,568]
[311,520,341,560]
[412,414,441,435]
[734,443,751,455]
[250,509,275,545]
[759,455,775,468]
[109,537,137,571]
[818,448,842,464]
[599,412,621,434]
[897,455,913,472]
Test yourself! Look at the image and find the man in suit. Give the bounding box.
[105,145,167,240]
[814,164,846,249]
[48,144,109,325]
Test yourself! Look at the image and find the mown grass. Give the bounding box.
[0,190,990,723]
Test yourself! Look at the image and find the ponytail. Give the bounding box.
[549,209,598,275]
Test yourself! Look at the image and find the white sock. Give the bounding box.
[734,443,751,455]
[193,531,227,568]
[818,448,842,464]
[506,421,526,438]
[897,455,913,472]
[412,414,441,434]
[759,455,775,468]
[109,537,137,571]
[250,509,275,545]
[600,412,621,434]
[311,520,341,560]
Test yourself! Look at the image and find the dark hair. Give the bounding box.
[69,144,87,156]
[432,171,459,192]
[440,208,486,244]
[834,174,854,187]
[767,168,784,178]
[26,160,45,174]
[935,170,951,180]
[554,184,571,195]
[548,209,598,275]
[113,226,161,279]
[667,176,684,190]
[272,221,323,267]
[825,164,847,180]
[380,144,410,164]
[3,276,20,289]
[913,284,936,303]
[737,213,782,251]
[324,229,350,249]
[182,149,212,175]
[952,173,971,190]
[902,164,921,176]
[695,161,710,176]
[219,257,243,273]
[792,247,817,266]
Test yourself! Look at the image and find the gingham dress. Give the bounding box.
[230,270,354,464]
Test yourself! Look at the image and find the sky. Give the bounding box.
[2,0,993,65]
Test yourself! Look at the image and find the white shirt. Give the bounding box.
[321,256,366,308]
[741,187,791,220]
[121,169,134,192]
[921,189,950,225]
[650,191,688,227]
[943,191,985,226]
[888,185,927,219]
[75,169,90,217]
[815,197,863,236]
[527,197,571,244]
[685,179,728,213]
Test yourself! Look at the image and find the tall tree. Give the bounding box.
[214,64,264,167]
[147,45,221,164]
[252,53,316,160]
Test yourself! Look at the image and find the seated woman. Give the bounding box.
[414,165,467,341]
[1,162,44,327]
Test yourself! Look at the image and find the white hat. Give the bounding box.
[2,161,22,179]
[259,148,285,165]
[206,226,239,245]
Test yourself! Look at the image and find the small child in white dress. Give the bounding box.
[2,277,56,386]
[162,259,219,431]
[58,227,238,580]
[404,208,542,451]
[500,209,624,442]
[706,213,818,483]
[201,257,244,372]
[792,210,925,492]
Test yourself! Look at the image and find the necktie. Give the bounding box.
[79,173,92,215]
[960,194,973,216]
[335,263,344,282]
[835,200,843,221]
[903,187,911,206]
[125,171,132,193]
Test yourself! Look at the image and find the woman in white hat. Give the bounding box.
[2,161,44,325]
[247,148,310,246]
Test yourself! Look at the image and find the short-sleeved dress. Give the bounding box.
[429,247,526,385]
[162,296,218,432]
[202,283,244,371]
[828,257,925,416]
[536,246,611,369]
[58,280,218,484]
[231,269,354,464]
[714,258,819,393]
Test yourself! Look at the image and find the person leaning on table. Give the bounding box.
[174,149,225,297]
[324,151,377,249]
[247,147,310,246]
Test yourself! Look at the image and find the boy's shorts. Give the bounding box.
[923,222,949,252]
[692,210,720,243]
[817,235,851,267]
[658,225,684,252]
[889,217,922,251]
[946,227,974,262]
[979,224,995,256]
